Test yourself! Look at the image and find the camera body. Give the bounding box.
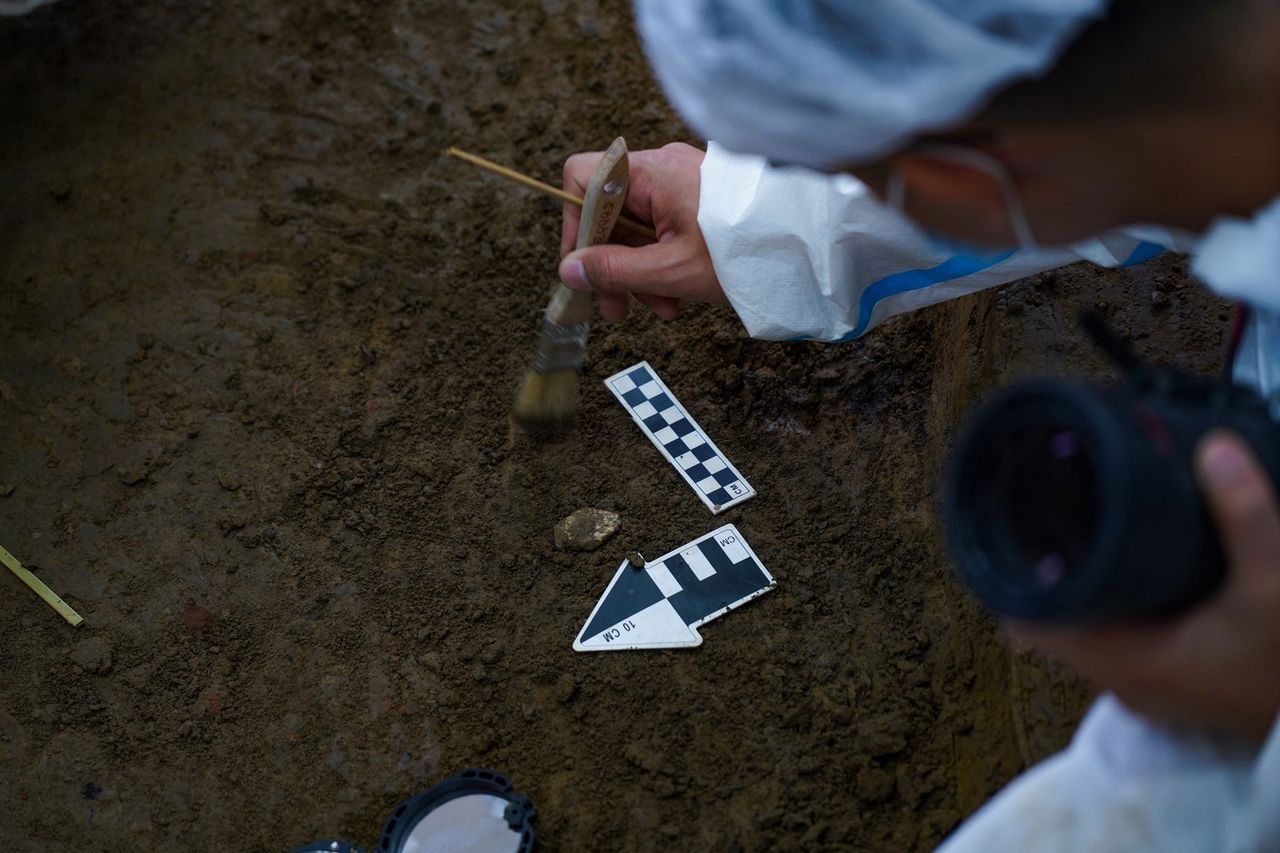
[944,366,1280,623]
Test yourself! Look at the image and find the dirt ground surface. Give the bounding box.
[0,2,1231,851]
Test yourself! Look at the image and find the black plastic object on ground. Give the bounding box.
[378,767,537,853]
[944,312,1280,623]
[288,768,536,853]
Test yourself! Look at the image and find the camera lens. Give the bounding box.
[986,426,1100,589]
[948,378,1244,622]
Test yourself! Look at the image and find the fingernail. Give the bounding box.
[1203,439,1248,486]
[559,257,589,290]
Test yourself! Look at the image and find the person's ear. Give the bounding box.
[890,151,1014,243]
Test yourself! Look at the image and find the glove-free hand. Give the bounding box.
[1008,430,1280,740]
[559,143,726,323]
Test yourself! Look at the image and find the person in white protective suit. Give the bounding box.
[556,1,1280,850]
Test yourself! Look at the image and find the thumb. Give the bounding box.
[559,241,687,298]
[1195,430,1280,576]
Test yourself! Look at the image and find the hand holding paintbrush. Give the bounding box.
[446,141,725,326]
[509,137,634,434]
[446,140,724,431]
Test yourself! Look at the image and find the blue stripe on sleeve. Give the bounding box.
[791,239,1161,344]
[837,249,1017,339]
[1120,240,1164,267]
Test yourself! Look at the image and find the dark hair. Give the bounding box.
[983,0,1262,121]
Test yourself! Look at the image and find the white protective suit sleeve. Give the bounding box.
[938,696,1280,853]
[698,142,1191,342]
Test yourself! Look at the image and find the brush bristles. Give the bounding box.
[512,368,580,436]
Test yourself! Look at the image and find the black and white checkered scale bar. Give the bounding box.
[605,361,755,513]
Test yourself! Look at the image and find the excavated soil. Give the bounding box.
[0,2,1230,850]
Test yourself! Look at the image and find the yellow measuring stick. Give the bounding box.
[0,543,83,627]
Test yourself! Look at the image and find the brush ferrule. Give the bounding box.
[533,319,589,372]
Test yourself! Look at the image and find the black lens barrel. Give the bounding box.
[945,378,1279,623]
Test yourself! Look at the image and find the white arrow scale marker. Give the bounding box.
[573,525,777,652]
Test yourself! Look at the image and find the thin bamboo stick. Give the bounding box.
[444,147,657,240]
[0,544,83,627]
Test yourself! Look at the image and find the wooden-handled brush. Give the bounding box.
[512,137,632,435]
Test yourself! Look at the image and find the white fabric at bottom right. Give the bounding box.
[937,695,1280,852]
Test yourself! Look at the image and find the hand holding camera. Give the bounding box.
[945,315,1280,738]
[1009,432,1280,740]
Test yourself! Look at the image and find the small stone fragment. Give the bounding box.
[217,471,243,491]
[1151,290,1168,309]
[0,484,13,497]
[553,508,621,552]
[71,636,114,675]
